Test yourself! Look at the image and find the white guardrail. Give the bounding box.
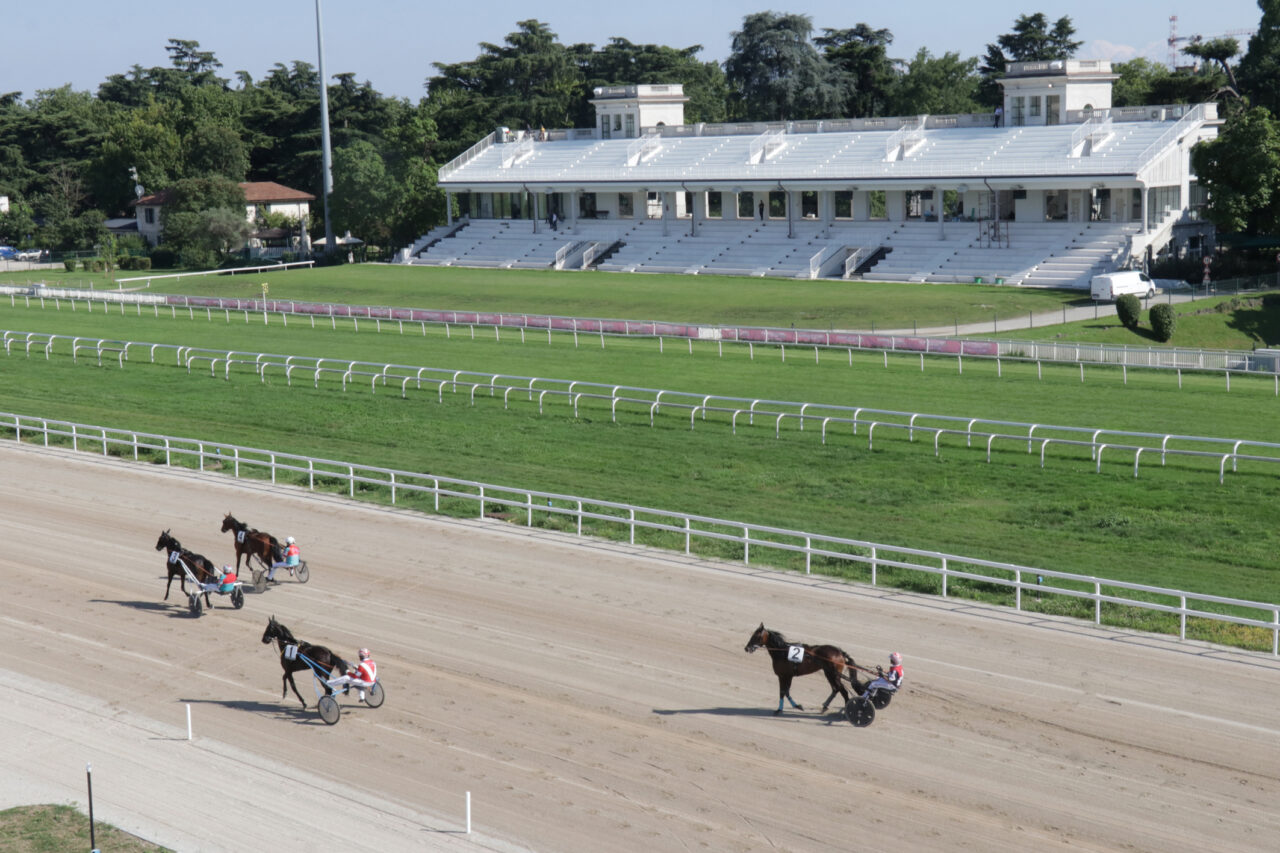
[3,411,1277,655]
[7,329,1280,484]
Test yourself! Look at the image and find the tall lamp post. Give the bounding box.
[315,0,335,255]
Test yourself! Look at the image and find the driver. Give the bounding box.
[268,536,300,583]
[863,652,903,695]
[331,648,377,702]
[217,565,238,594]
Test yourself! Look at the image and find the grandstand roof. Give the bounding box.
[439,104,1214,192]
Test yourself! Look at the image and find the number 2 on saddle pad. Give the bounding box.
[787,645,805,663]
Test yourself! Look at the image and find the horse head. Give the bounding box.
[220,513,237,533]
[745,623,769,653]
[155,530,175,552]
[262,616,279,645]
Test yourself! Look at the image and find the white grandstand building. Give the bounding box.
[409,60,1219,288]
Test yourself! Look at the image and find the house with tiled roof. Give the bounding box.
[134,181,315,257]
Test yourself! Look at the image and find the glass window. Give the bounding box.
[834,190,852,219]
[1030,96,1041,118]
[707,191,722,218]
[1011,96,1025,127]
[617,193,633,218]
[738,192,753,219]
[144,208,155,224]
[868,190,887,220]
[625,113,635,138]
[801,191,818,218]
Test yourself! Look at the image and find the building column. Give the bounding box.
[853,190,870,221]
[935,185,944,238]
[446,191,454,227]
[571,190,579,233]
[787,189,797,238]
[662,191,675,236]
[1140,186,1149,234]
[692,191,705,237]
[887,191,907,221]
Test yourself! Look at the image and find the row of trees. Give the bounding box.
[0,6,1277,263]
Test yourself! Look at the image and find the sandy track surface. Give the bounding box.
[3,441,1279,852]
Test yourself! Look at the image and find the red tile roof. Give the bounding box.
[135,181,314,207]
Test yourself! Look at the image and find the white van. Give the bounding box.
[1091,270,1155,301]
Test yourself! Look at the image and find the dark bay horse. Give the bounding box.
[155,530,219,607]
[261,616,350,709]
[220,513,281,572]
[745,623,858,715]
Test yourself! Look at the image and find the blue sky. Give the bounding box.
[9,1,1265,101]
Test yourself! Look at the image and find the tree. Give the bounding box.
[1182,38,1242,97]
[581,38,728,125]
[885,49,981,117]
[428,20,584,154]
[1238,0,1280,115]
[331,140,393,244]
[1190,107,1280,235]
[724,12,844,121]
[159,176,248,268]
[1110,58,1227,108]
[816,25,895,118]
[978,13,1082,107]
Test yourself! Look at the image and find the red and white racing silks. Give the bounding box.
[351,658,376,684]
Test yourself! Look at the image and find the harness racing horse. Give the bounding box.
[744,623,858,715]
[261,615,350,709]
[220,513,282,572]
[155,530,219,608]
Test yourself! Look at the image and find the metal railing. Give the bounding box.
[3,411,1276,655]
[7,329,1280,483]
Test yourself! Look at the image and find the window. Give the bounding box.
[1011,96,1025,127]
[834,190,853,219]
[707,191,722,218]
[625,113,635,138]
[601,117,610,140]
[801,191,818,219]
[144,208,155,224]
[613,115,622,131]
[868,190,887,220]
[1029,97,1041,118]
[617,193,633,218]
[738,192,754,219]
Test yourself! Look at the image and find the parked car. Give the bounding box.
[16,248,44,261]
[0,245,16,260]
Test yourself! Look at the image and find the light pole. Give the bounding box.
[315,0,335,256]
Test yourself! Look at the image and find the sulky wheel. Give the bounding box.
[845,696,875,727]
[295,561,310,584]
[188,593,203,617]
[364,682,385,708]
[317,694,340,725]
[870,690,893,710]
[230,587,245,609]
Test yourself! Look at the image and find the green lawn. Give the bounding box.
[4,264,1086,330]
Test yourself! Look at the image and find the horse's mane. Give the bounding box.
[272,619,297,644]
[765,627,790,647]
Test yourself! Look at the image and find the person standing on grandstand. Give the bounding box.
[758,199,765,222]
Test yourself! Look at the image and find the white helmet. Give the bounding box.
[358,648,371,660]
[889,652,902,666]
[222,565,232,573]
[286,536,295,544]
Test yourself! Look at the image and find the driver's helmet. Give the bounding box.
[358,648,371,660]
[889,652,902,666]
[286,536,295,545]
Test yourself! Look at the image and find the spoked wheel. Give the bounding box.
[364,682,385,708]
[295,561,310,584]
[870,690,893,710]
[251,568,266,591]
[230,587,245,609]
[317,694,340,725]
[845,696,875,727]
[188,593,203,617]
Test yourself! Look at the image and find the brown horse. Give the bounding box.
[220,513,281,572]
[155,530,219,608]
[261,616,350,709]
[744,623,858,715]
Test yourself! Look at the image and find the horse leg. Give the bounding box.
[821,666,851,712]
[163,571,174,601]
[777,675,802,714]
[284,669,307,708]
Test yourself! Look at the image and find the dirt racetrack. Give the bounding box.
[3,441,1279,852]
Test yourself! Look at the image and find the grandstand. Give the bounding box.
[411,61,1218,288]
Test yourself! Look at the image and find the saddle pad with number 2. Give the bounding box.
[787,645,805,663]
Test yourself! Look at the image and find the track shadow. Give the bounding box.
[90,599,175,612]
[179,697,325,725]
[654,707,846,724]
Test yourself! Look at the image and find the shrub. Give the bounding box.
[62,259,78,272]
[149,248,177,269]
[87,258,104,272]
[1150,303,1177,342]
[134,256,151,271]
[1115,294,1141,329]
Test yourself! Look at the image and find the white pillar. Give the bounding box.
[787,189,796,238]
[936,185,944,238]
[446,191,453,227]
